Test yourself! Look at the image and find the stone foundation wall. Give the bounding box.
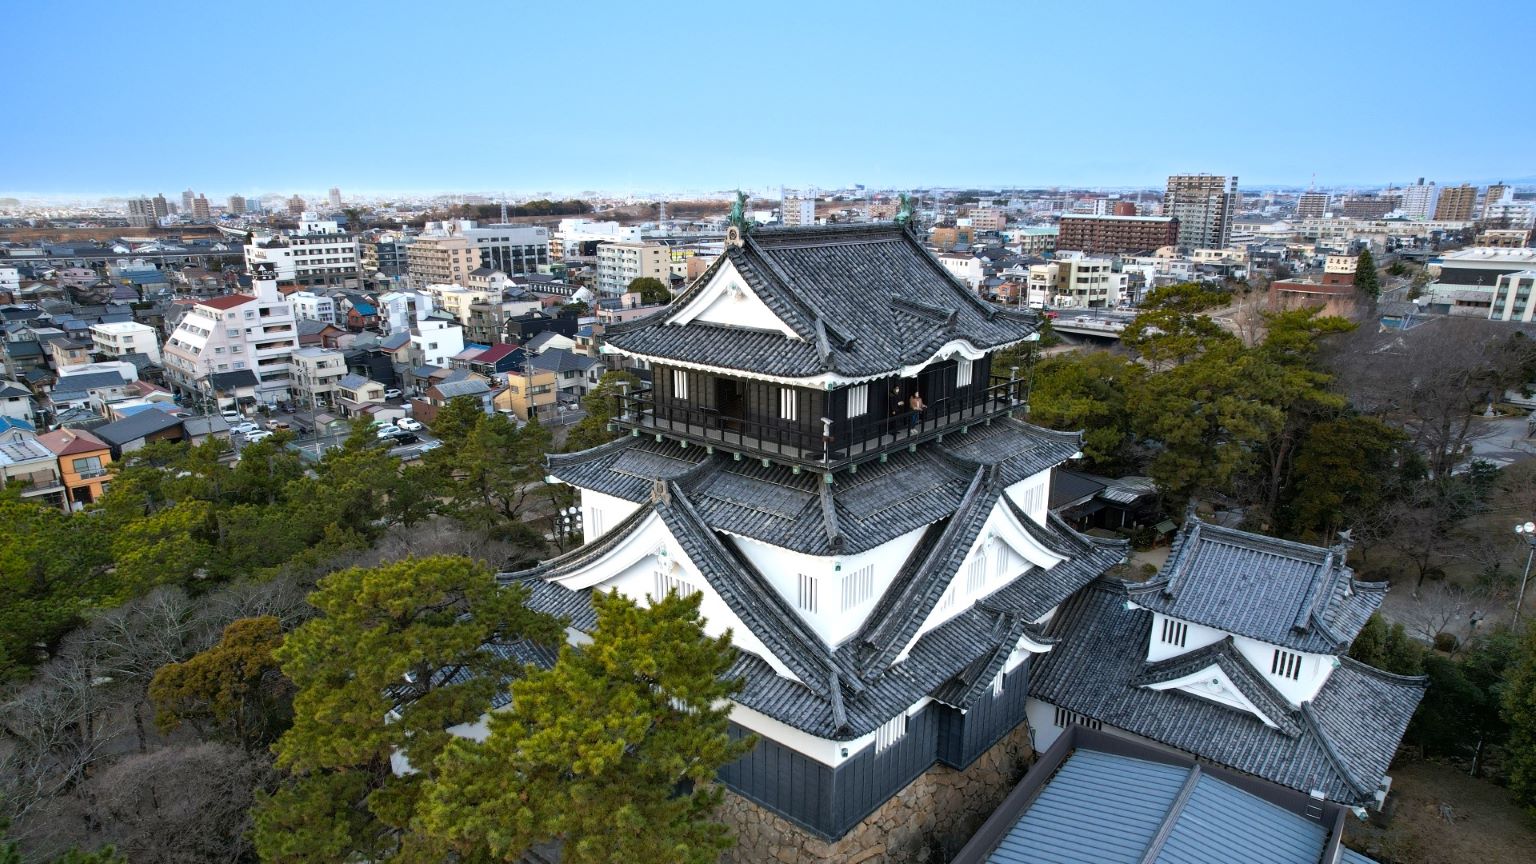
[718,722,1035,864]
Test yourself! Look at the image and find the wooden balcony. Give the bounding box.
[612,375,1028,473]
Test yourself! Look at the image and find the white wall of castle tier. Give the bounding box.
[1142,663,1282,728]
[580,488,642,544]
[546,507,802,684]
[1003,468,1051,525]
[1025,697,1130,755]
[666,258,801,339]
[1137,608,1335,706]
[726,525,930,648]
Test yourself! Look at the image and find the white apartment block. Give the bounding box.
[421,284,498,327]
[163,269,299,403]
[1027,253,1124,309]
[288,291,342,326]
[1483,201,1536,229]
[290,347,348,408]
[596,241,670,295]
[1397,181,1438,220]
[782,196,816,227]
[410,318,465,369]
[937,253,986,291]
[551,219,642,259]
[1490,271,1536,323]
[0,267,19,297]
[244,219,362,289]
[412,220,549,283]
[89,321,162,365]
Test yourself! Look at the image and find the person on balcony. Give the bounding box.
[908,390,926,430]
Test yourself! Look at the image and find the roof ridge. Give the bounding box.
[817,481,843,553]
[543,434,636,468]
[737,236,823,337]
[1334,654,1430,686]
[498,500,656,582]
[1136,764,1202,864]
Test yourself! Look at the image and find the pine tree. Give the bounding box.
[1354,248,1380,300]
[422,589,753,864]
[253,557,562,863]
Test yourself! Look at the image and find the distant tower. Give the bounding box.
[182,188,196,212]
[658,199,668,222]
[328,187,342,209]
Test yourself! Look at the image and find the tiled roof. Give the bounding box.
[93,410,184,446]
[199,294,255,310]
[1028,580,1426,805]
[547,420,1083,557]
[1126,520,1386,653]
[527,347,595,374]
[606,224,1040,378]
[208,369,258,391]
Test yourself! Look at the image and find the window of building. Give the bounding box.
[1053,705,1102,730]
[72,456,104,477]
[214,347,225,354]
[797,572,818,613]
[673,369,689,400]
[873,713,907,754]
[966,550,987,594]
[840,564,874,611]
[653,567,695,600]
[956,357,974,387]
[991,669,1006,699]
[779,388,798,422]
[1271,649,1302,680]
[847,383,868,418]
[1160,618,1188,648]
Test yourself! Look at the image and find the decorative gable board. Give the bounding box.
[545,507,803,684]
[1142,663,1282,729]
[902,494,1069,657]
[666,258,800,339]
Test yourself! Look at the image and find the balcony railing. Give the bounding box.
[612,374,1028,472]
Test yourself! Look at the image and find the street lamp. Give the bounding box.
[1516,522,1536,627]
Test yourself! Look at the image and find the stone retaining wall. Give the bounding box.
[718,723,1034,864]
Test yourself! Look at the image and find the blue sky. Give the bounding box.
[3,0,1532,198]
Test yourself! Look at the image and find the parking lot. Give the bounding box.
[221,408,442,462]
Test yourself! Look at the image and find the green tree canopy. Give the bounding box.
[1028,351,1144,470]
[150,615,290,750]
[254,556,563,863]
[626,277,672,304]
[1354,248,1380,300]
[564,369,639,454]
[422,589,751,864]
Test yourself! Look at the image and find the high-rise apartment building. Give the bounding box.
[163,264,299,404]
[192,195,211,221]
[1398,179,1438,220]
[287,195,306,217]
[152,194,170,220]
[1483,184,1511,218]
[1057,215,1179,255]
[127,197,156,228]
[407,220,548,284]
[1433,184,1477,222]
[1163,174,1238,249]
[328,187,343,209]
[782,196,816,227]
[1295,192,1329,219]
[362,233,412,278]
[228,194,247,215]
[182,188,196,213]
[406,234,481,287]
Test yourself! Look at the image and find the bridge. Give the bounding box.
[1048,313,1129,339]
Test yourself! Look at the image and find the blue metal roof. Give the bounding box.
[985,750,1358,864]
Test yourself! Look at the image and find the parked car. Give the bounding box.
[384,388,403,400]
[220,409,241,422]
[396,417,423,432]
[418,440,443,452]
[245,430,273,443]
[267,420,291,431]
[375,424,401,438]
[388,432,420,445]
[233,422,261,436]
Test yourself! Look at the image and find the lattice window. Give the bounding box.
[672,369,689,400]
[956,357,974,386]
[847,383,869,418]
[938,581,959,611]
[1271,649,1302,680]
[840,565,874,611]
[1053,705,1102,730]
[874,713,907,753]
[991,669,1005,699]
[966,551,987,594]
[797,572,818,613]
[779,388,798,421]
[1160,618,1188,647]
[654,568,695,600]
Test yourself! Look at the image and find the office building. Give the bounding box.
[1489,270,1536,322]
[1295,192,1329,219]
[1163,174,1238,249]
[596,240,671,294]
[408,220,549,285]
[1426,246,1536,316]
[244,219,362,289]
[1398,179,1438,220]
[551,218,642,259]
[1057,215,1179,255]
[1433,184,1477,222]
[228,194,247,215]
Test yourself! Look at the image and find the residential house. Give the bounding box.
[527,347,600,402]
[291,347,349,409]
[46,337,92,370]
[409,317,465,369]
[416,377,494,423]
[207,369,260,414]
[37,427,112,509]
[47,369,134,415]
[496,365,559,421]
[464,343,524,378]
[0,379,36,422]
[0,416,35,444]
[0,435,65,509]
[335,373,387,416]
[93,409,186,456]
[296,319,346,349]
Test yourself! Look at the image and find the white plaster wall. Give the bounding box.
[1145,665,1277,726]
[1234,635,1333,705]
[579,488,641,544]
[1003,466,1052,525]
[727,525,929,648]
[1025,697,1129,755]
[1143,612,1227,662]
[668,259,799,338]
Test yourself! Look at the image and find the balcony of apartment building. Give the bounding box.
[259,304,292,319]
[612,361,1030,473]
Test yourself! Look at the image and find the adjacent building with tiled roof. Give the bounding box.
[1026,518,1425,808]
